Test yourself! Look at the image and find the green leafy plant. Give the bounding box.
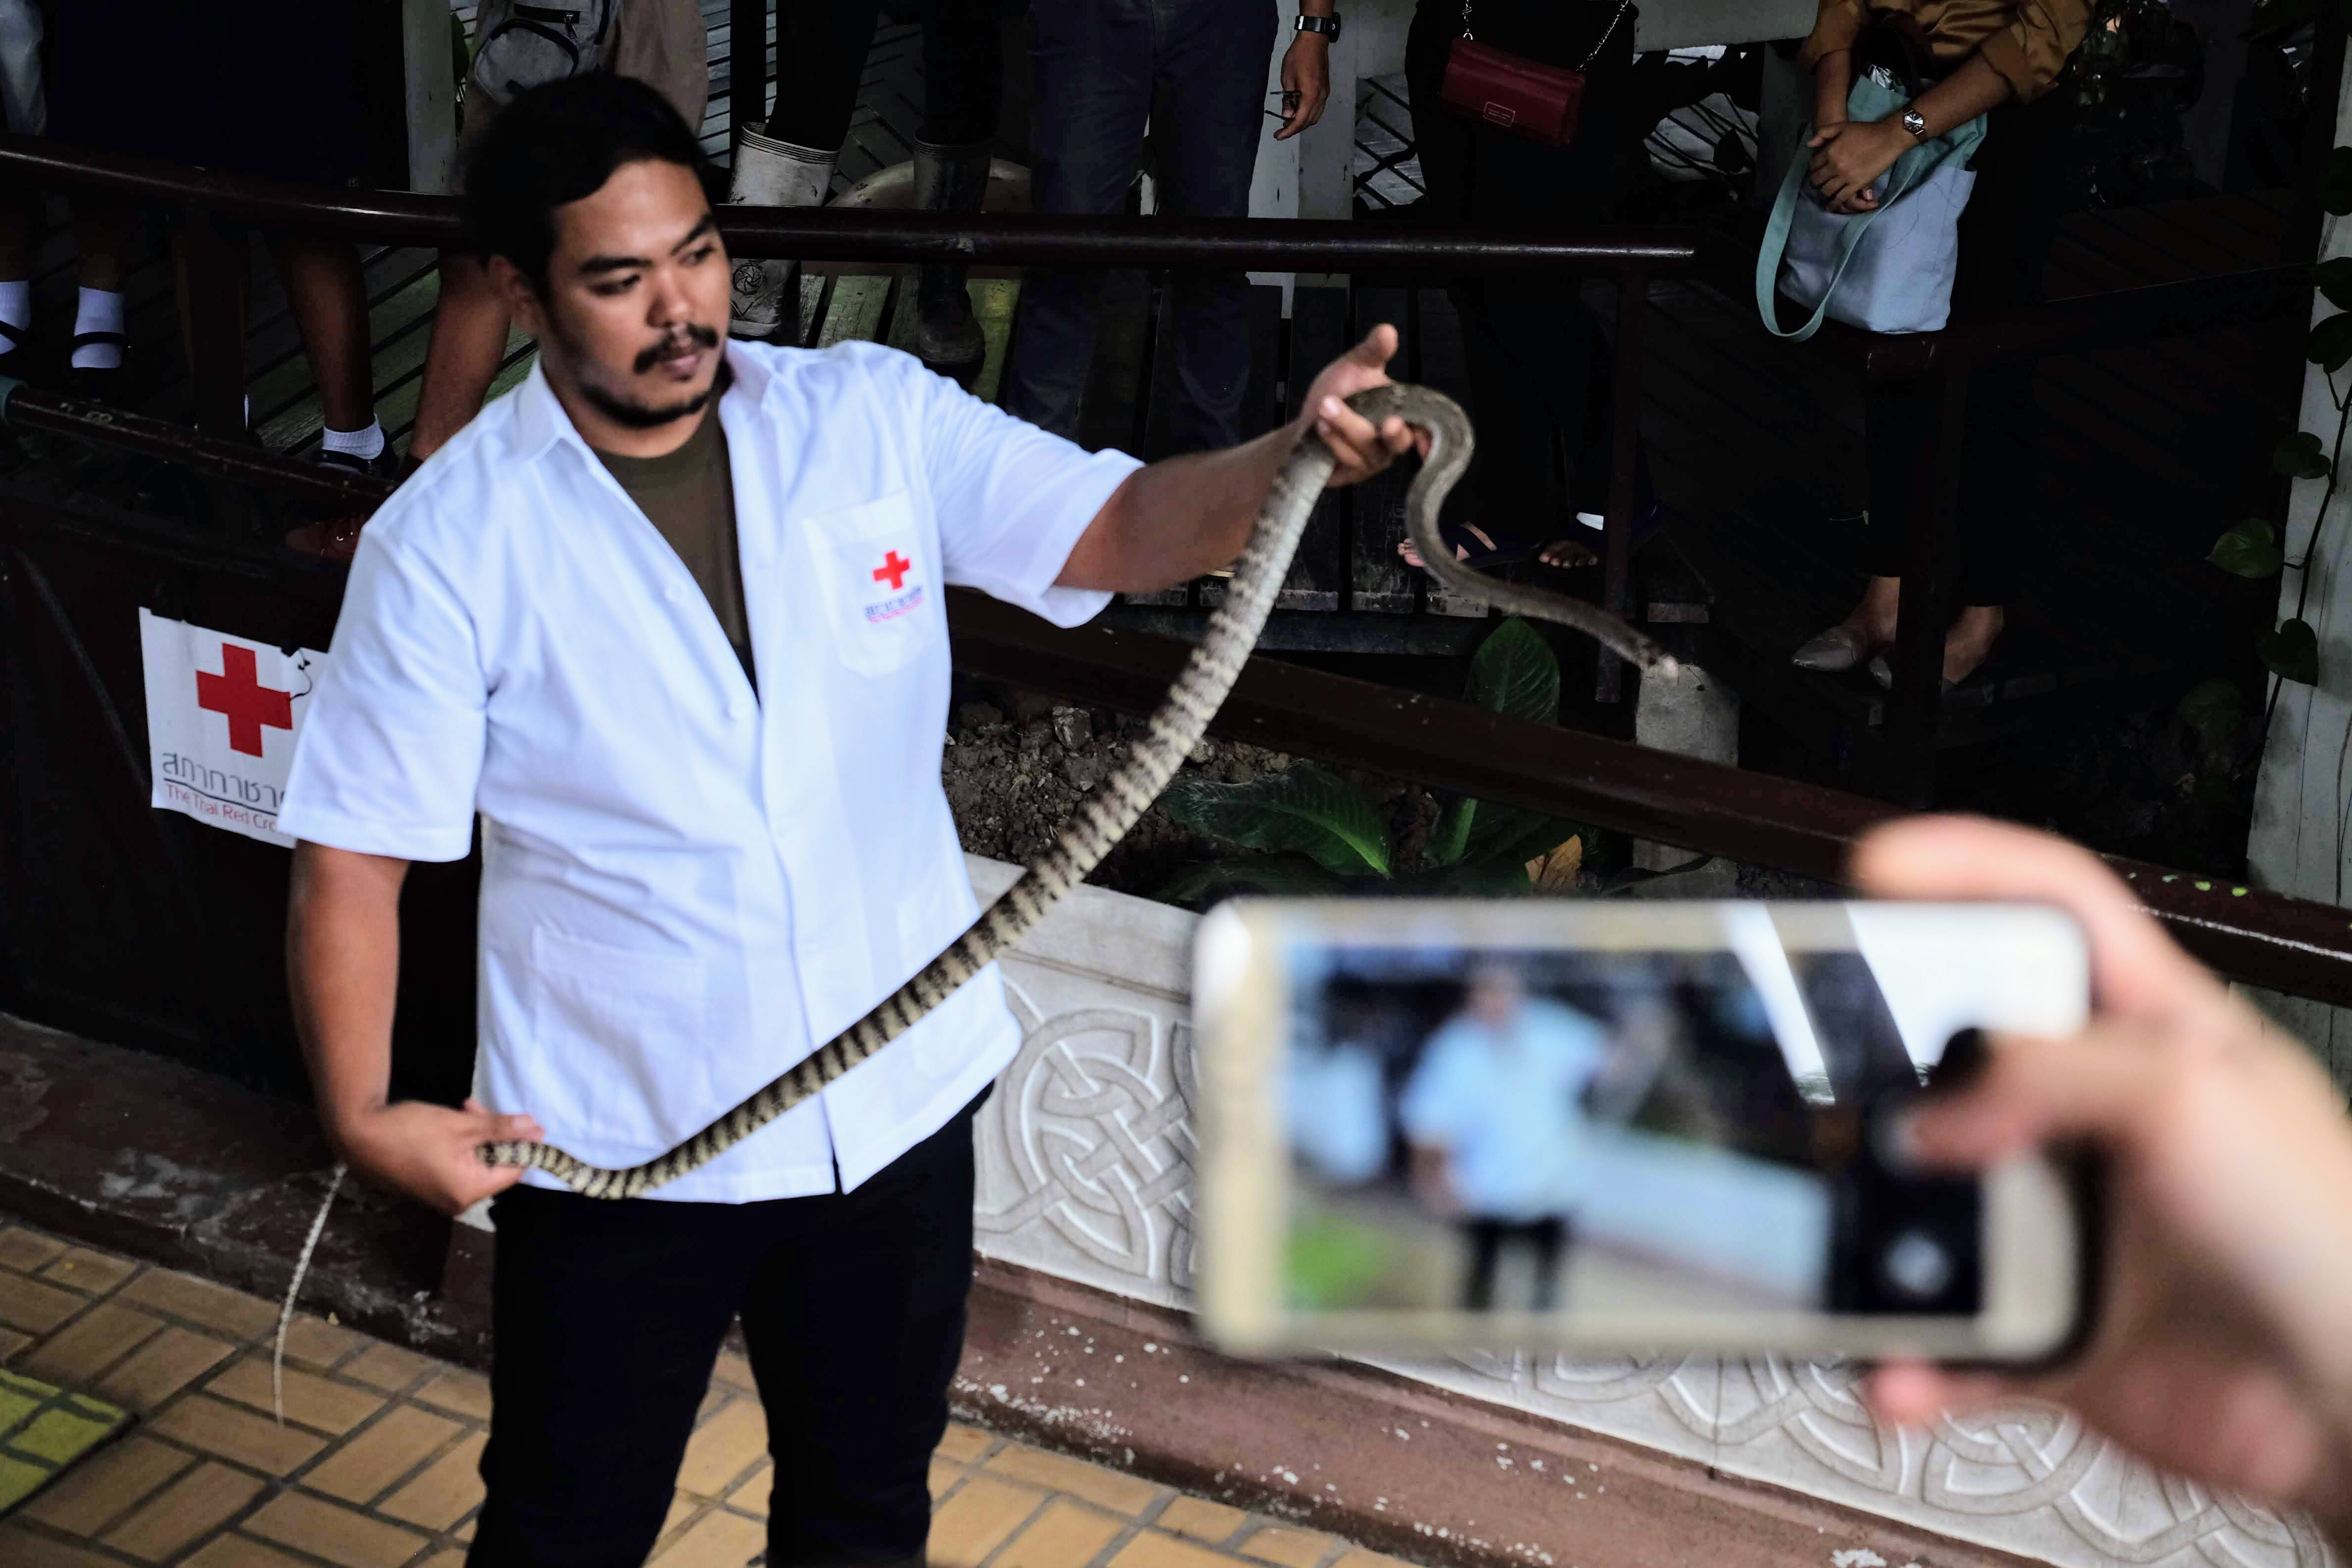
[2207,147,2352,696]
[1155,618,1610,908]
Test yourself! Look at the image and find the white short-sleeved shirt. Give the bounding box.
[276,342,1143,1202]
[1398,1001,1612,1222]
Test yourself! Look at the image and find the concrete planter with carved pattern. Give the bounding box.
[968,855,2332,1568]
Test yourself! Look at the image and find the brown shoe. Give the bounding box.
[285,514,368,562]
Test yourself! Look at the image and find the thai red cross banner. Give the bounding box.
[138,609,328,847]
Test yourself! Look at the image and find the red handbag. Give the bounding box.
[1440,0,1632,149]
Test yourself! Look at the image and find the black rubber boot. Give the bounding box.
[912,137,990,378]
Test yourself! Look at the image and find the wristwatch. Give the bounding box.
[1900,106,1929,141]
[1296,13,1342,38]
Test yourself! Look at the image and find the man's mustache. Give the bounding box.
[634,324,720,373]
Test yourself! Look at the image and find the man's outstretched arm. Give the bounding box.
[1056,325,1432,594]
[288,840,539,1215]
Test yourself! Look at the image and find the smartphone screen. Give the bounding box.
[1193,901,2092,1362]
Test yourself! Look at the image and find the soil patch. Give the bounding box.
[944,681,1462,903]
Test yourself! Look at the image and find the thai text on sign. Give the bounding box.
[138,609,327,847]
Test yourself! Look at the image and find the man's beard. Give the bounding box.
[577,376,718,430]
[558,320,722,430]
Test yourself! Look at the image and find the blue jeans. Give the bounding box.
[1003,0,1277,454]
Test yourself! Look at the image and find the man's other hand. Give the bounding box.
[1303,324,1433,488]
[1276,33,1332,141]
[335,1098,545,1216]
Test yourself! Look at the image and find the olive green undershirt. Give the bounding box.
[592,395,756,693]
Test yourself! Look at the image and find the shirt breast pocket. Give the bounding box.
[811,492,933,678]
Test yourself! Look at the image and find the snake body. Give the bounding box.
[478,383,1673,1198]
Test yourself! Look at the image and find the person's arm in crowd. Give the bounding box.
[1851,816,2352,1552]
[1808,0,2094,217]
[288,841,541,1216]
[1808,53,2014,215]
[1812,47,1855,131]
[1056,324,1428,594]
[1276,0,1335,141]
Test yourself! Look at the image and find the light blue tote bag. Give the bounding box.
[1755,69,1987,341]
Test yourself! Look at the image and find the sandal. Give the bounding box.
[285,513,369,563]
[1538,497,1668,570]
[1397,518,1534,572]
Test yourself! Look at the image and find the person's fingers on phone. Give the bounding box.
[1852,815,2212,1021]
[1866,1361,2013,1428]
[1898,1021,2171,1171]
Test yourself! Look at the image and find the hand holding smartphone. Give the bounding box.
[1193,898,2097,1363]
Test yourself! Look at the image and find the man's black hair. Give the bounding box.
[460,74,715,291]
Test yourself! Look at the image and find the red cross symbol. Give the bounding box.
[872,550,913,592]
[195,643,293,758]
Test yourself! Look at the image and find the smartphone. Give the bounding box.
[1192,899,2096,1363]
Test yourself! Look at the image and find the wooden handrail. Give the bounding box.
[1828,265,2315,381]
[1702,224,2314,377]
[0,134,1704,276]
[5,381,2349,1010]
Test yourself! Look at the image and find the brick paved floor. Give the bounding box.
[0,1220,1411,1568]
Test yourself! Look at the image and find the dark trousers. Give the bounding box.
[1858,89,2072,607]
[766,0,1005,150]
[467,1100,982,1568]
[1001,0,1277,453]
[1464,1216,1569,1311]
[1405,0,1645,545]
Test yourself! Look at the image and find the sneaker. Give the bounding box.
[314,446,402,482]
[66,330,128,404]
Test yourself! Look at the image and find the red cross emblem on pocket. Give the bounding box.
[872,550,912,591]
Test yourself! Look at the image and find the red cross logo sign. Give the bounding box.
[195,643,294,758]
[872,550,913,592]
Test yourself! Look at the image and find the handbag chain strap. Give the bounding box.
[1458,0,1635,69]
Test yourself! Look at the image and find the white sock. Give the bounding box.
[71,287,124,369]
[320,420,386,462]
[0,279,28,343]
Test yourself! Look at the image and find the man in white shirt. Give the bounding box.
[1399,964,1613,1312]
[277,74,1426,1568]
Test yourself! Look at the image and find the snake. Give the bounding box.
[463,383,1673,1199]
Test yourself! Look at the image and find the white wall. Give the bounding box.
[2247,63,2352,1086]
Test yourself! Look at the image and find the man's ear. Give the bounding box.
[486,254,548,338]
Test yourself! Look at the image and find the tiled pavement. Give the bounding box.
[0,1221,1412,1568]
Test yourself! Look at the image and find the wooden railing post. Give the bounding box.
[1595,270,1651,704]
[730,0,769,154]
[174,207,247,440]
[1883,367,1968,807]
